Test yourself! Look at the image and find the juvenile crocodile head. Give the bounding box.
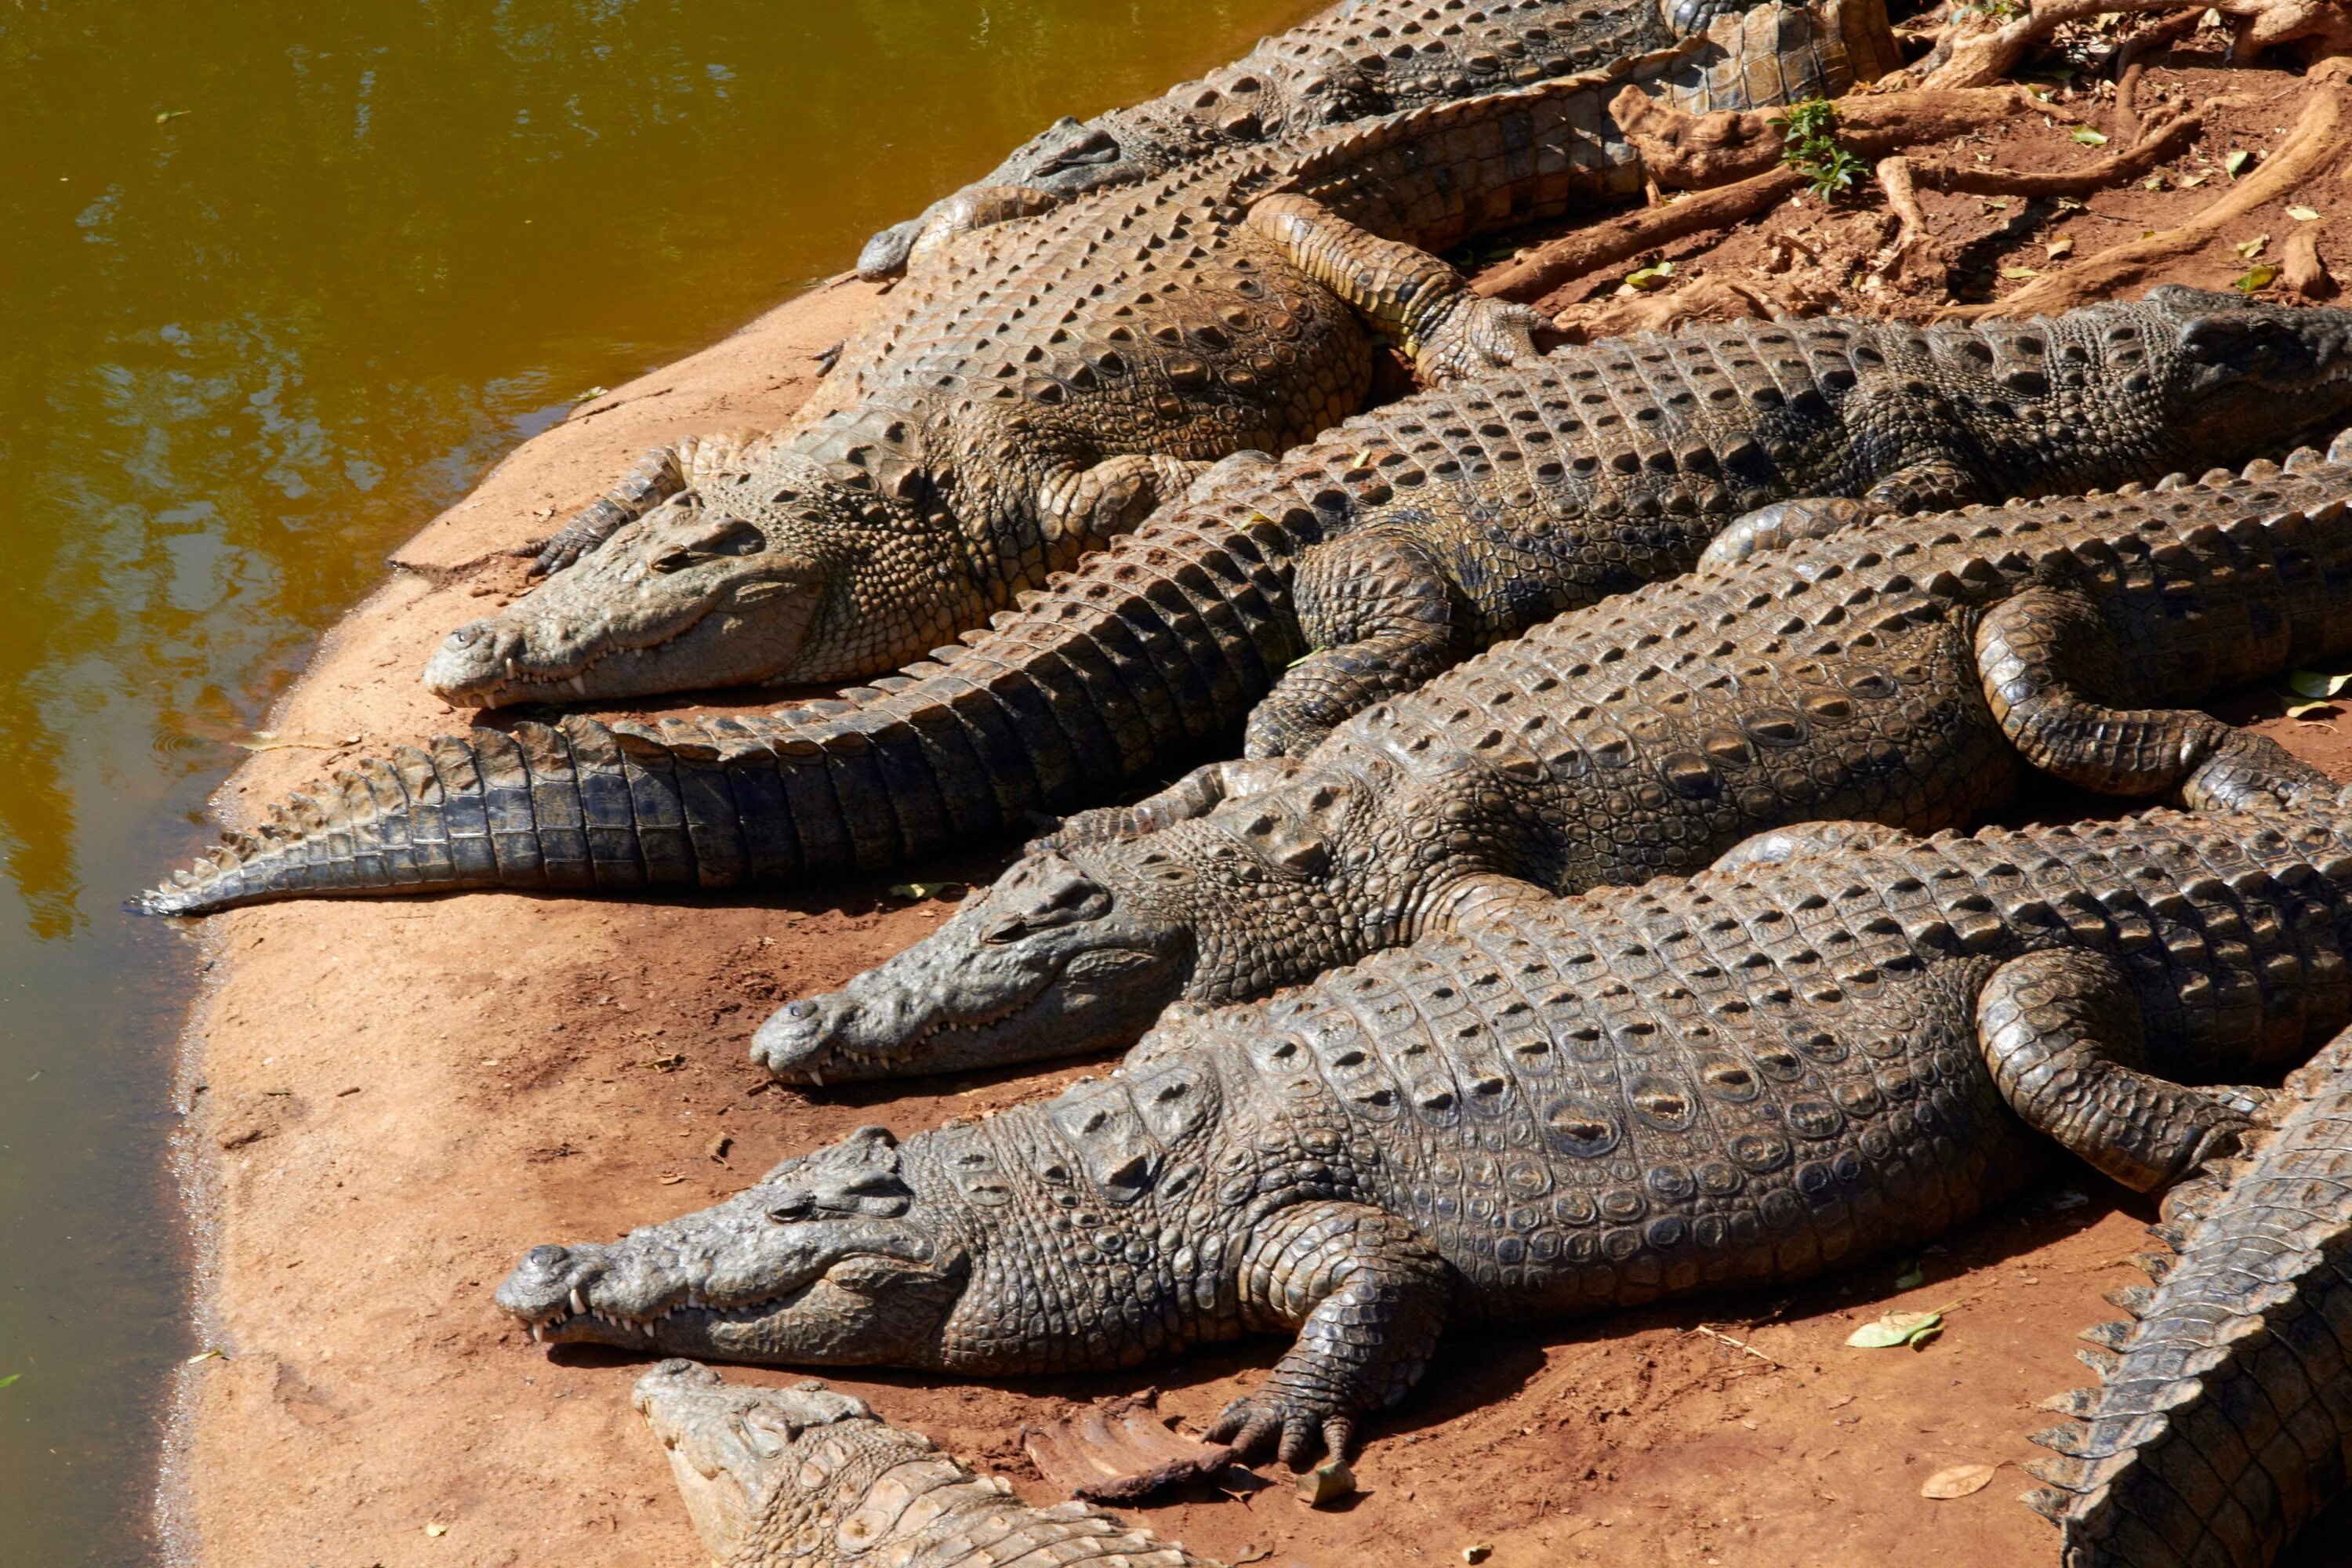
[753,851,1200,1083]
[424,449,942,708]
[496,1126,970,1363]
[632,1362,884,1562]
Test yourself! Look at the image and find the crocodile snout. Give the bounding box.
[495,1242,604,1323]
[423,619,531,705]
[752,996,858,1083]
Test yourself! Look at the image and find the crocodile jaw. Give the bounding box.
[633,1362,880,1559]
[424,496,829,709]
[498,1141,967,1364]
[753,856,1193,1083]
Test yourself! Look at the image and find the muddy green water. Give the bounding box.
[0,2,1313,1559]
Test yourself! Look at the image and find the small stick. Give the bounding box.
[1690,1323,1786,1370]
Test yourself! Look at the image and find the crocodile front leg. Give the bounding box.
[1976,949,2257,1192]
[1037,757,1302,850]
[1244,524,1460,757]
[1974,586,2341,807]
[1208,1201,1452,1467]
[1036,452,1221,557]
[1246,194,1541,384]
[527,430,762,576]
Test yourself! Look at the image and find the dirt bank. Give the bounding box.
[173,49,2352,1568]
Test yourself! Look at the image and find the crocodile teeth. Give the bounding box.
[506,658,520,680]
[571,676,588,698]
[529,1323,544,1343]
[570,1287,588,1315]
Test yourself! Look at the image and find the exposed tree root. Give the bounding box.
[1475,84,2049,302]
[2285,227,2337,296]
[1920,0,2352,91]
[2113,10,2208,138]
[1943,69,2352,317]
[1479,84,2192,307]
[1613,82,2054,189]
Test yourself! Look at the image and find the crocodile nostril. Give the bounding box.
[519,1244,570,1275]
[445,622,488,649]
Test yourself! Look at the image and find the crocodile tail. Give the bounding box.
[2020,1028,2352,1566]
[138,506,1309,916]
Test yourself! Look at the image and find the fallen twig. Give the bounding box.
[1944,70,2352,317]
[1874,154,1951,296]
[1689,1323,1787,1370]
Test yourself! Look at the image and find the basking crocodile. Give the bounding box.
[499,800,2345,1467]
[633,1361,1227,1568]
[141,295,2352,916]
[444,2,1863,695]
[2025,1027,2352,1568]
[854,0,1820,280]
[758,434,2352,1082]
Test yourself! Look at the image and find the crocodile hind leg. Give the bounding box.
[1246,194,1541,384]
[1974,586,2340,807]
[1243,524,1459,757]
[1208,1201,1452,1467]
[527,430,763,575]
[1976,949,2257,1192]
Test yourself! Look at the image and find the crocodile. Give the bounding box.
[436,2,1866,700]
[759,433,2352,1083]
[2025,1025,2352,1568]
[853,0,1817,281]
[499,798,2348,1468]
[140,294,2352,916]
[633,1361,1229,1568]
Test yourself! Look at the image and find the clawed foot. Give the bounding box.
[1416,294,1542,384]
[525,523,603,576]
[1206,1386,1356,1469]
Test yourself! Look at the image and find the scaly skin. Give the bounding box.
[633,1362,1220,1568]
[430,4,1863,708]
[751,430,2352,1084]
[140,295,2352,916]
[502,801,2352,1468]
[855,0,1783,281]
[2024,1026,2352,1568]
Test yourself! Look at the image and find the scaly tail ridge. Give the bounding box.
[140,506,1311,914]
[2024,1029,2352,1567]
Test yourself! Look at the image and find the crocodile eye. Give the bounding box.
[767,1194,815,1223]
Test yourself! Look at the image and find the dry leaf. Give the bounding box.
[2237,234,2270,260]
[1848,1309,1944,1348]
[1921,1463,2000,1500]
[1298,1458,1356,1506]
[2071,128,2108,146]
[2288,670,2352,699]
[2288,205,2322,222]
[2001,267,2041,281]
[424,1522,450,1537]
[2180,172,2210,188]
[2045,235,2074,260]
[2226,149,2253,178]
[2236,264,2281,293]
[2143,173,2165,191]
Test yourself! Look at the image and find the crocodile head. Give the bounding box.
[424,448,939,708]
[753,851,1198,1083]
[633,1363,887,1562]
[495,1126,970,1363]
[2140,286,2352,450]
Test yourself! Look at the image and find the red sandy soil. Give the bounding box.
[169,46,2352,1568]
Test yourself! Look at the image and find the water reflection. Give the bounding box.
[0,2,1311,1559]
